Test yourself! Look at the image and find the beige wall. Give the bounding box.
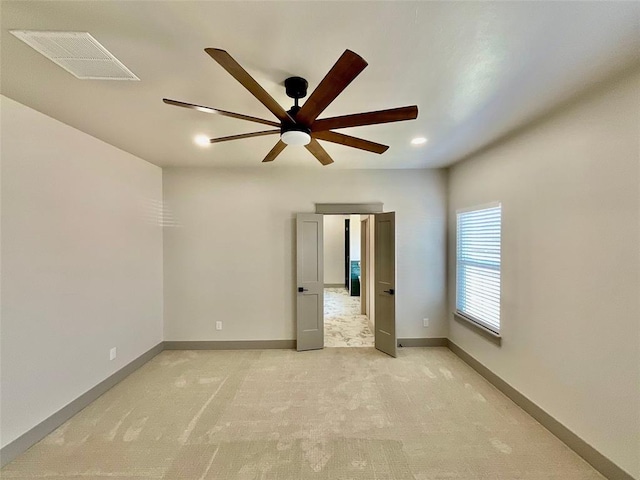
[447,71,640,477]
[163,168,447,341]
[323,215,347,285]
[0,96,164,448]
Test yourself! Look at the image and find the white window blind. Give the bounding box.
[456,204,502,334]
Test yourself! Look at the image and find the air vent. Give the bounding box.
[9,31,139,80]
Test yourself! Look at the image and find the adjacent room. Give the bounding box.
[323,214,374,348]
[1,1,639,479]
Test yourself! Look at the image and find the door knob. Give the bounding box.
[384,289,395,295]
[298,287,308,293]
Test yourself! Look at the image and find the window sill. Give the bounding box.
[453,312,502,345]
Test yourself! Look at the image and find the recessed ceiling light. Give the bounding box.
[411,137,428,145]
[194,135,210,147]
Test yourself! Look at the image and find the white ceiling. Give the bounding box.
[2,1,638,169]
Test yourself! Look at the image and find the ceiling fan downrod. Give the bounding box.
[284,76,308,113]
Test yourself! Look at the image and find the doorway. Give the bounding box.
[322,214,374,347]
[296,208,396,357]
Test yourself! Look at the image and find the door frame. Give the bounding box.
[344,218,350,289]
[361,217,368,316]
[296,203,391,352]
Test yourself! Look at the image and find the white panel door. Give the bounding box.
[296,213,324,351]
[374,212,396,357]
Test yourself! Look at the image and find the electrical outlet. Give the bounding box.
[109,347,117,361]
[216,321,223,331]
[423,318,429,328]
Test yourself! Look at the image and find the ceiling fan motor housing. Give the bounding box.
[281,120,310,135]
[284,76,308,100]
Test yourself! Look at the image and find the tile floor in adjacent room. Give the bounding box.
[1,347,603,479]
[324,287,374,348]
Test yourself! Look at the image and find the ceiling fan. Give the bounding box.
[163,48,418,165]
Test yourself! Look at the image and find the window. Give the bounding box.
[456,203,502,335]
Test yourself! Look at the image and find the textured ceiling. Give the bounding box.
[1,1,639,169]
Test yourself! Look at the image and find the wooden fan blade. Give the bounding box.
[263,140,287,162]
[305,138,334,166]
[205,48,293,124]
[209,130,279,144]
[163,98,280,127]
[313,131,388,154]
[312,106,418,132]
[296,50,368,126]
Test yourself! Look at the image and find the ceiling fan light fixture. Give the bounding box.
[411,137,428,145]
[281,130,311,146]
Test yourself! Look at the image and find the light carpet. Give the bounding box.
[324,287,373,348]
[1,347,603,479]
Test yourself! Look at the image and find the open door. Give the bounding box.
[374,212,396,357]
[296,213,324,351]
